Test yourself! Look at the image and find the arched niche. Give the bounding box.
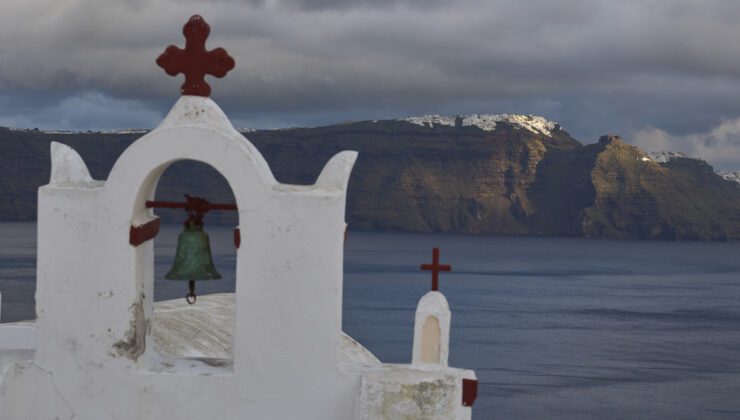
[420,315,441,364]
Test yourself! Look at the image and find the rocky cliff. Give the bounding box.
[1,116,739,240]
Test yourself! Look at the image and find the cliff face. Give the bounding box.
[248,119,582,235]
[1,119,739,240]
[577,136,740,240]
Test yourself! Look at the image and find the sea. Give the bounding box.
[1,221,740,419]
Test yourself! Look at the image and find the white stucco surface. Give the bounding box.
[152,293,380,366]
[360,364,475,420]
[49,142,103,188]
[0,323,35,387]
[0,95,475,419]
[0,324,35,350]
[0,294,379,380]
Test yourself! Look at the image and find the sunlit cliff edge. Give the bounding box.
[2,115,739,240]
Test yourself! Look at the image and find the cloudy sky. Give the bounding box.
[1,0,740,169]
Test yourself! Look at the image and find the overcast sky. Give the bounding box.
[1,0,740,169]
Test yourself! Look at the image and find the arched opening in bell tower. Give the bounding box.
[148,160,238,364]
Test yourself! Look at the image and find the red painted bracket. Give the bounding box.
[462,378,478,407]
[146,196,237,228]
[234,227,241,249]
[129,218,161,246]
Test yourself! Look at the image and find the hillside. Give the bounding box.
[1,115,739,240]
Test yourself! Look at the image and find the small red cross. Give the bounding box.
[420,247,451,291]
[156,15,235,97]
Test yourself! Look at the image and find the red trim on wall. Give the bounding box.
[462,378,478,407]
[129,218,161,246]
[234,227,241,249]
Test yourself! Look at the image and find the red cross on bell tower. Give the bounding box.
[156,15,236,97]
[420,247,452,291]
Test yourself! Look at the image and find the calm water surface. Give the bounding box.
[1,222,740,419]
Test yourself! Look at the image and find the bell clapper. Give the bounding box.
[186,280,197,304]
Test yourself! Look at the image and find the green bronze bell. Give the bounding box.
[166,222,222,303]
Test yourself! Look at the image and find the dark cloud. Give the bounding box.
[1,0,740,168]
[0,92,162,130]
[247,0,449,11]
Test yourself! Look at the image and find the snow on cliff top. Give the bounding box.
[717,170,740,184]
[647,151,739,183]
[401,114,560,136]
[647,151,698,163]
